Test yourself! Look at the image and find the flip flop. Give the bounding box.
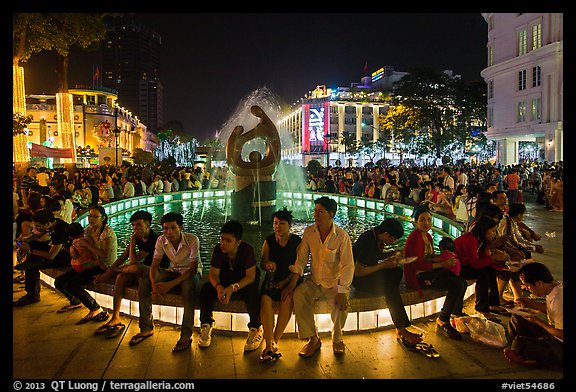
[416,342,440,358]
[95,323,113,335]
[490,307,511,316]
[105,323,126,339]
[129,332,154,346]
[172,338,192,352]
[76,311,109,325]
[260,349,282,363]
[396,336,418,351]
[57,304,82,313]
[503,348,536,367]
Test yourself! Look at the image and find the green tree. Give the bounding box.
[392,67,457,159]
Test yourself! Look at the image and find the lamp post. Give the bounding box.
[113,128,121,167]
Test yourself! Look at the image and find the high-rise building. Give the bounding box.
[102,16,163,133]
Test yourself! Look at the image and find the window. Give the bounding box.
[488,107,494,128]
[518,70,527,91]
[518,30,527,56]
[517,101,526,123]
[488,80,494,99]
[488,45,494,67]
[532,23,542,50]
[532,66,541,87]
[531,97,541,121]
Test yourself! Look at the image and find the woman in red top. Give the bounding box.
[404,207,467,340]
[454,216,509,320]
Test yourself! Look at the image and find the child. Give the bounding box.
[439,237,460,276]
[66,222,104,273]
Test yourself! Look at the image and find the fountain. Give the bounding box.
[226,105,280,224]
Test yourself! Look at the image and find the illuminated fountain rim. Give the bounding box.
[42,189,471,333]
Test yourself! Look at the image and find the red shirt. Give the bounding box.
[453,232,501,270]
[504,173,520,190]
[403,229,434,296]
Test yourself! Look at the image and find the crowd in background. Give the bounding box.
[13,160,563,226]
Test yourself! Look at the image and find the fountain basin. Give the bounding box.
[41,189,473,333]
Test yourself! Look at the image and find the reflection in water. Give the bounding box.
[108,196,444,276]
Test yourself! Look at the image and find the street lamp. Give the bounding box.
[113,127,121,167]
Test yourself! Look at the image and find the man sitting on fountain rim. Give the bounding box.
[197,220,263,351]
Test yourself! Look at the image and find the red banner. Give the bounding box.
[30,143,74,159]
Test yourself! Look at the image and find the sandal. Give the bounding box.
[490,307,511,316]
[57,304,82,313]
[105,323,126,339]
[396,330,423,347]
[416,342,440,358]
[260,349,282,363]
[129,332,154,346]
[500,300,516,308]
[95,323,113,335]
[503,348,537,367]
[76,311,109,325]
[172,338,192,352]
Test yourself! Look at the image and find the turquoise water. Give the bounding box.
[106,196,444,275]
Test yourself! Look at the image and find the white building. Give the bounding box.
[480,13,563,165]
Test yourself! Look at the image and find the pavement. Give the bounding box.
[11,193,566,386]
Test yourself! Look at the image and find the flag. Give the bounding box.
[93,66,101,82]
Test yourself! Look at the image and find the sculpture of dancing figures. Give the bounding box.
[226,105,281,223]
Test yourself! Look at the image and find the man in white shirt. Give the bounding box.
[287,196,354,357]
[440,166,455,190]
[121,177,135,198]
[129,212,202,352]
[503,262,562,367]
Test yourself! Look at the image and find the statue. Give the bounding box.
[226,105,281,224]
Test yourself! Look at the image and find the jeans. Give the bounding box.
[293,278,348,343]
[459,264,500,312]
[138,270,199,342]
[54,266,104,311]
[508,314,563,366]
[15,252,71,298]
[199,279,261,329]
[417,268,467,323]
[352,267,410,329]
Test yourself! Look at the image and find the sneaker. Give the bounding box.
[244,326,263,352]
[198,322,214,348]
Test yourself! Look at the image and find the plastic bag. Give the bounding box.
[451,316,473,333]
[466,316,508,348]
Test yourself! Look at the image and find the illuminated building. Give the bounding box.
[23,86,158,168]
[481,13,563,164]
[278,67,411,167]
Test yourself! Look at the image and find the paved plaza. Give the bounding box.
[11,193,565,384]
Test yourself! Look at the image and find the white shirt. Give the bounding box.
[153,232,202,276]
[443,175,455,190]
[546,282,563,340]
[292,223,354,293]
[123,181,135,198]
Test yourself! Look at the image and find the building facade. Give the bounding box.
[23,86,157,168]
[480,13,563,165]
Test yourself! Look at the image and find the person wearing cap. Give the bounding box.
[287,196,354,357]
[352,218,424,347]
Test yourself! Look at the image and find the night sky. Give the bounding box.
[23,13,488,143]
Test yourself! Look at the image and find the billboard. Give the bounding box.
[302,101,329,154]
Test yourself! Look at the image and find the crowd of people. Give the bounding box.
[13,159,562,368]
